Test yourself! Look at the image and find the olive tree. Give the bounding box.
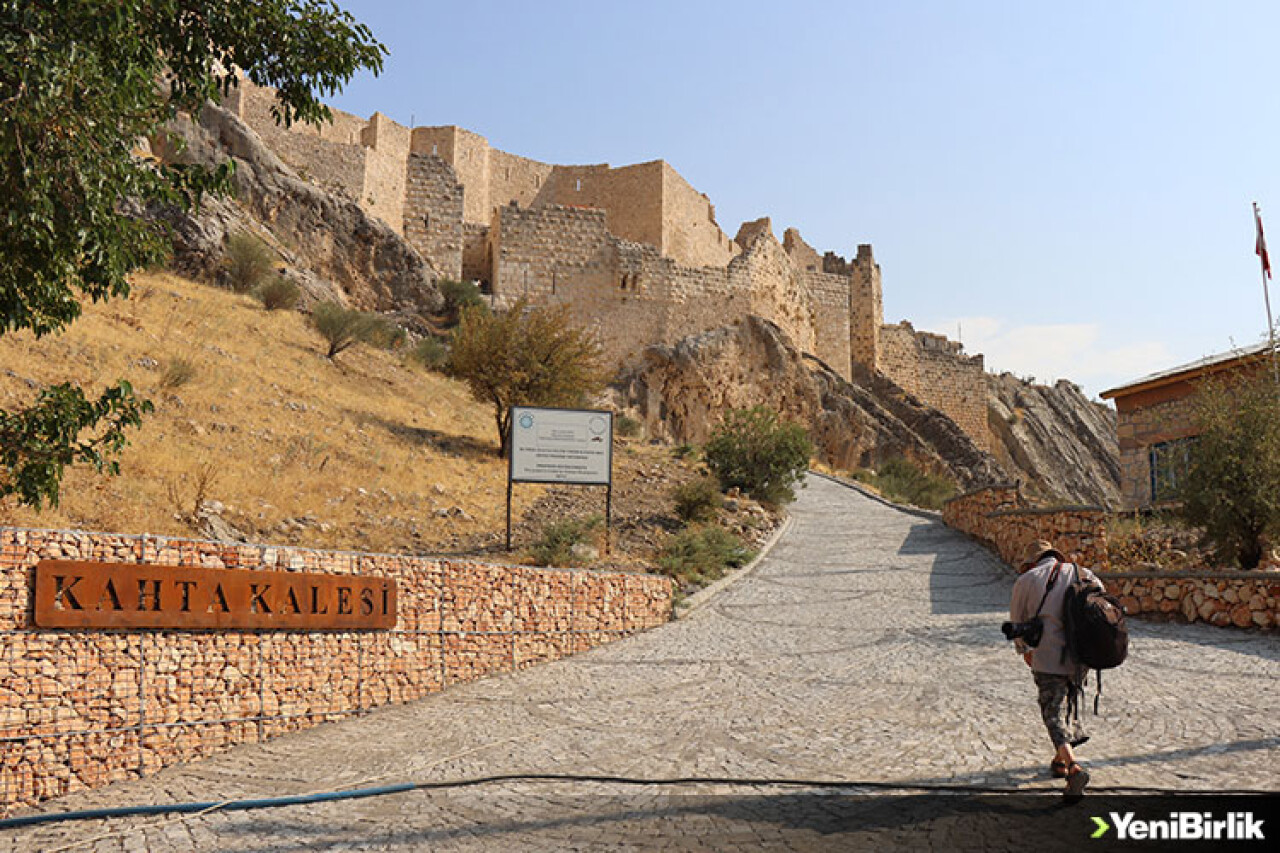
[447,298,605,456]
[1177,368,1280,568]
[0,1,384,507]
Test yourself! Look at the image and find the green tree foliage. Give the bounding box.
[0,383,151,509]
[436,278,486,325]
[0,0,384,507]
[1177,369,1280,568]
[406,335,450,372]
[447,298,605,456]
[704,406,813,506]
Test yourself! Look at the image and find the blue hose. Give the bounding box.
[0,782,417,830]
[4,774,1262,831]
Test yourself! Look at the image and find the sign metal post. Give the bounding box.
[505,407,614,554]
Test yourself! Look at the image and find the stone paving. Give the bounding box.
[4,475,1278,851]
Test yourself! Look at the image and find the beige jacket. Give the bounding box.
[1010,556,1104,676]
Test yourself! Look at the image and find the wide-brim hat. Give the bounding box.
[1020,539,1064,569]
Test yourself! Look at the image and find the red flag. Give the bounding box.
[1256,203,1272,279]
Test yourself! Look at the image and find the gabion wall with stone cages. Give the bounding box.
[0,526,673,817]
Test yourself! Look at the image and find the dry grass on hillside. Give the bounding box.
[0,271,554,556]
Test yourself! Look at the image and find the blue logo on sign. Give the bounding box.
[519,414,534,429]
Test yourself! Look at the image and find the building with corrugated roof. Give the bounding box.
[1100,342,1273,509]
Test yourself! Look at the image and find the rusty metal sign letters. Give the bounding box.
[33,561,397,630]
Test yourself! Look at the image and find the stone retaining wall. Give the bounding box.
[0,527,673,817]
[942,485,1108,569]
[1101,572,1278,630]
[943,486,1279,631]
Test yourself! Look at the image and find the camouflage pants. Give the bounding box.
[1032,671,1085,750]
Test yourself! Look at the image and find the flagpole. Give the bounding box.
[1254,202,1279,384]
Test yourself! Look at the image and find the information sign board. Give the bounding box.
[509,407,613,485]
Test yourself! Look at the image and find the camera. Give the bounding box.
[1001,617,1043,647]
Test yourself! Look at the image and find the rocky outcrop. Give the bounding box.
[614,316,1004,491]
[151,104,442,314]
[986,373,1120,508]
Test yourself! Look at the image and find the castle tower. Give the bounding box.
[849,244,883,372]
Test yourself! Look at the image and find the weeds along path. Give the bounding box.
[6,475,1279,851]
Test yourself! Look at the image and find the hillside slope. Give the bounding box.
[0,272,729,567]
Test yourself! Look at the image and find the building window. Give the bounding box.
[576,178,582,192]
[1149,437,1196,503]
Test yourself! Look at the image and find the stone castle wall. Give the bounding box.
[848,245,883,372]
[540,161,666,252]
[360,113,413,234]
[403,154,465,280]
[0,527,672,817]
[880,323,990,452]
[661,164,739,269]
[226,83,368,199]
[226,78,996,456]
[491,205,849,380]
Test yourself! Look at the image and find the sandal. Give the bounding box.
[1050,759,1069,779]
[1064,762,1090,803]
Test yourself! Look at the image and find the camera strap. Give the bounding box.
[1031,560,1062,620]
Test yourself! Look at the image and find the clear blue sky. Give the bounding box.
[326,0,1280,401]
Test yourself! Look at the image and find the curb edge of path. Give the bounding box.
[673,512,794,620]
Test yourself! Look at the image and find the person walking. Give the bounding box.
[1009,539,1104,801]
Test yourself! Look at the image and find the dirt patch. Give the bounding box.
[446,440,783,572]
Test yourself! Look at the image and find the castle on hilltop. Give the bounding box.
[225,81,990,452]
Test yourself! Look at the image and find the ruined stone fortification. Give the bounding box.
[226,80,992,453]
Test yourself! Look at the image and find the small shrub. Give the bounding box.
[672,443,699,461]
[407,335,450,371]
[361,317,407,351]
[309,301,381,360]
[164,461,219,523]
[437,278,486,323]
[672,475,722,523]
[159,356,197,390]
[861,457,956,510]
[530,515,603,567]
[704,406,813,506]
[615,415,642,439]
[658,525,754,588]
[223,232,276,294]
[254,275,300,311]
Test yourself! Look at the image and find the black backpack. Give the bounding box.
[1062,564,1128,712]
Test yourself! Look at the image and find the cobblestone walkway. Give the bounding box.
[5,475,1278,851]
